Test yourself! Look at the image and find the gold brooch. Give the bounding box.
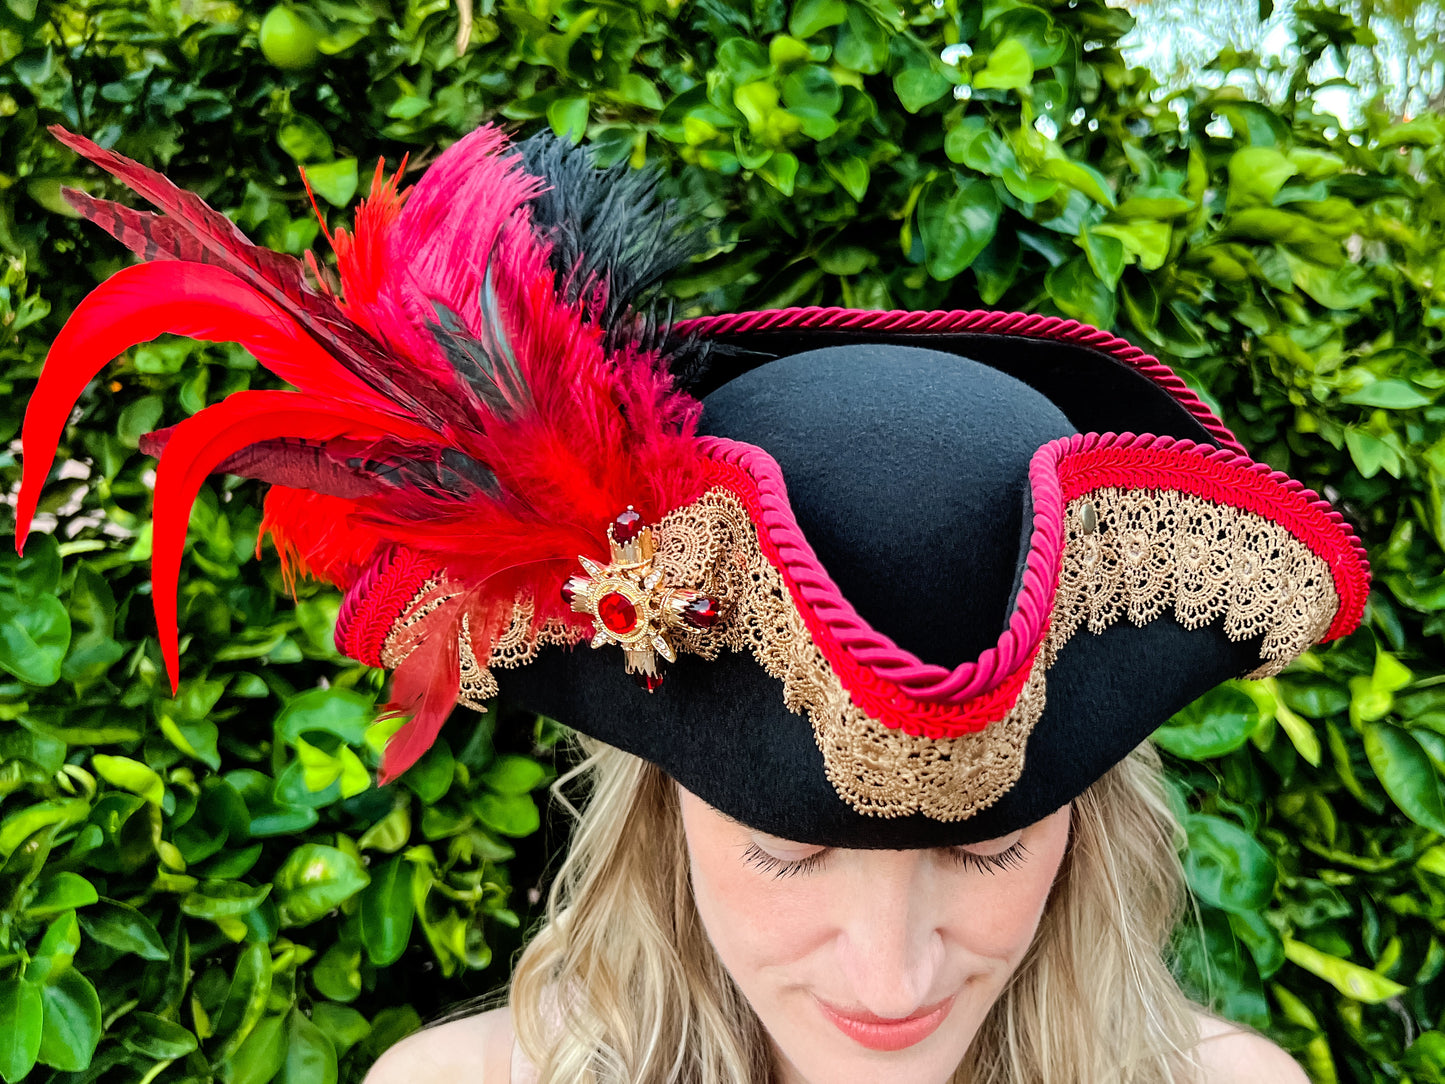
[562,507,721,691]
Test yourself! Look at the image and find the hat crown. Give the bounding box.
[699,344,1077,668]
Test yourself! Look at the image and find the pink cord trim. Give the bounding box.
[700,430,1369,739]
[678,307,1248,456]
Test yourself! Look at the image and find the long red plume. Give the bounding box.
[15,262,402,550]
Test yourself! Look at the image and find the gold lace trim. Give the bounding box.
[381,583,578,711]
[1052,489,1339,678]
[380,484,1339,823]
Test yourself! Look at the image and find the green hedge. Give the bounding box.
[2,0,1445,1080]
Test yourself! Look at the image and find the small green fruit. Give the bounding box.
[259,4,321,71]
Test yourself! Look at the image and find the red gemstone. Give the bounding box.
[633,670,665,693]
[612,507,644,543]
[597,592,638,634]
[682,595,721,629]
[561,576,588,606]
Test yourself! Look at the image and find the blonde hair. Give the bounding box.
[510,739,1207,1083]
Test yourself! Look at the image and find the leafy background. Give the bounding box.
[1,0,1443,1079]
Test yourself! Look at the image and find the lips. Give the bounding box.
[814,994,956,1052]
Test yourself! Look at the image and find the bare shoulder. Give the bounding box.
[1192,1012,1309,1084]
[364,1006,515,1084]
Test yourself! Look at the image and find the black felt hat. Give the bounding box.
[20,128,1370,848]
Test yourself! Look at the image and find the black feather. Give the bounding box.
[515,132,721,383]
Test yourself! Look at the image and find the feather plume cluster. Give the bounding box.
[17,125,713,780]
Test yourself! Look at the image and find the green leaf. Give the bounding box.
[37,967,100,1071]
[1182,813,1275,913]
[25,873,97,918]
[92,754,165,805]
[78,899,167,960]
[918,176,1000,280]
[0,592,71,686]
[547,96,589,141]
[360,856,416,967]
[279,1008,337,1084]
[823,156,869,201]
[789,0,845,37]
[0,979,42,1084]
[312,942,362,1003]
[277,687,374,747]
[1153,684,1261,759]
[358,799,411,853]
[973,37,1033,90]
[221,1012,288,1084]
[214,943,274,1063]
[1364,722,1445,834]
[117,395,164,447]
[0,536,60,599]
[28,909,80,983]
[1227,146,1298,207]
[834,5,889,74]
[303,160,359,207]
[1344,428,1398,479]
[480,755,547,796]
[616,73,663,110]
[893,63,949,113]
[1283,938,1408,1002]
[471,792,541,838]
[0,799,88,859]
[125,1012,199,1059]
[1341,379,1432,409]
[1080,226,1126,290]
[180,881,272,920]
[310,1003,370,1058]
[273,844,370,926]
[277,114,334,162]
[1045,258,1116,329]
[1039,157,1116,208]
[1090,220,1171,271]
[400,741,454,804]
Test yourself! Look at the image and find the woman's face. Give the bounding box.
[678,787,1071,1084]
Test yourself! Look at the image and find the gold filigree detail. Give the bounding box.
[1052,489,1339,678]
[381,484,1340,823]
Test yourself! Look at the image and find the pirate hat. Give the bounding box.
[18,126,1368,847]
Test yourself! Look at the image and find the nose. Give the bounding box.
[832,851,945,1017]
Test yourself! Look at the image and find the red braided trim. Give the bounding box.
[1055,433,1371,641]
[678,307,1247,456]
[334,547,437,667]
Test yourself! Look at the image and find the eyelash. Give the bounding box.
[740,841,1031,880]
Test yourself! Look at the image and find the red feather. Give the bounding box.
[51,127,471,431]
[374,593,464,783]
[15,261,398,550]
[148,390,438,689]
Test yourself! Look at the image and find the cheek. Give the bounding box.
[684,817,829,975]
[950,810,1071,964]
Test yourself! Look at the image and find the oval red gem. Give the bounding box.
[682,595,721,629]
[612,508,644,544]
[597,592,638,634]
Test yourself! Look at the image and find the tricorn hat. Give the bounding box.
[19,126,1369,848]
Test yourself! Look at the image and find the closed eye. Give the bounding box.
[739,841,1031,879]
